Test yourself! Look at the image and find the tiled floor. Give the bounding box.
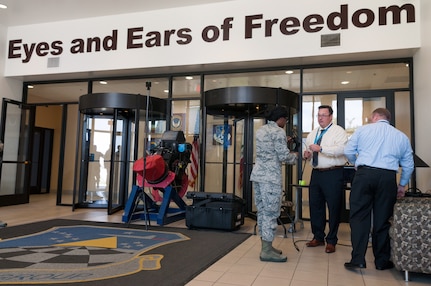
[1,193,430,286]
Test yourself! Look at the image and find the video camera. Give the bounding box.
[150,131,192,184]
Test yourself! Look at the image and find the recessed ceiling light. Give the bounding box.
[28,85,34,89]
[285,70,294,74]
[341,81,350,85]
[185,76,193,80]
[99,81,107,85]
[0,4,7,9]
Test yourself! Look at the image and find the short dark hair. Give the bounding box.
[266,106,288,122]
[318,105,333,115]
[372,108,391,121]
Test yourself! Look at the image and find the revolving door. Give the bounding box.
[203,87,299,215]
[73,93,167,214]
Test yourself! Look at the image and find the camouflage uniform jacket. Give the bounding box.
[250,121,296,185]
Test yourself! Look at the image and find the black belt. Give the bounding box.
[313,166,344,172]
[357,165,396,173]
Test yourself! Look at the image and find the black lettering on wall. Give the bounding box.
[245,14,263,39]
[379,4,415,25]
[352,9,375,28]
[127,27,144,49]
[327,4,348,30]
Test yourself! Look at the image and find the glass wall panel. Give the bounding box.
[394,91,411,140]
[93,78,169,99]
[205,70,301,93]
[172,76,201,191]
[204,114,236,194]
[303,63,410,92]
[170,100,200,191]
[0,104,28,196]
[344,97,386,137]
[27,82,87,103]
[171,100,200,137]
[172,76,201,98]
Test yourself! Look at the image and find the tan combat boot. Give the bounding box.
[260,240,287,262]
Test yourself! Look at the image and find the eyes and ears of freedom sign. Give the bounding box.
[0,225,189,284]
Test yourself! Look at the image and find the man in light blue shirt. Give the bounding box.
[344,108,414,271]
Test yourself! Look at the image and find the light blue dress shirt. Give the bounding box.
[344,119,414,186]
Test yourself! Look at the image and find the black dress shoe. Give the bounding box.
[376,261,394,270]
[344,261,366,269]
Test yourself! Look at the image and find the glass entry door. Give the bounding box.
[74,113,133,214]
[0,99,35,206]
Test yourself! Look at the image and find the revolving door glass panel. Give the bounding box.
[204,114,266,214]
[203,87,299,216]
[78,116,118,207]
[204,113,297,215]
[74,113,135,213]
[204,115,244,197]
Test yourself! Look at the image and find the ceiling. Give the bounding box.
[1,0,414,102]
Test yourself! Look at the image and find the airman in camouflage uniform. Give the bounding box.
[250,106,297,262]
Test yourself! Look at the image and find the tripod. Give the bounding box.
[126,186,150,229]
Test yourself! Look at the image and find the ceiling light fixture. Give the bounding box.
[341,81,350,85]
[0,4,7,9]
[28,85,34,89]
[99,81,107,85]
[185,76,193,80]
[285,70,294,74]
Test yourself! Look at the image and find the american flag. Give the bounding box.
[188,136,199,188]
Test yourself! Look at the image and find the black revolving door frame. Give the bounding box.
[202,86,298,216]
[74,92,167,214]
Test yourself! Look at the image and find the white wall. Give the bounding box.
[4,0,421,78]
[413,1,431,192]
[0,24,22,106]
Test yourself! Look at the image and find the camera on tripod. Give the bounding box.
[150,131,192,184]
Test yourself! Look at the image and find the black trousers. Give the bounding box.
[309,168,344,245]
[349,167,397,267]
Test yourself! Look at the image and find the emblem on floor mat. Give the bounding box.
[0,225,189,284]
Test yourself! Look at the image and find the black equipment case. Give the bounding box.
[186,192,245,231]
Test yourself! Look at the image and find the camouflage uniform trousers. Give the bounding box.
[254,181,282,242]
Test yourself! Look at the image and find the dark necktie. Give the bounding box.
[312,128,327,167]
